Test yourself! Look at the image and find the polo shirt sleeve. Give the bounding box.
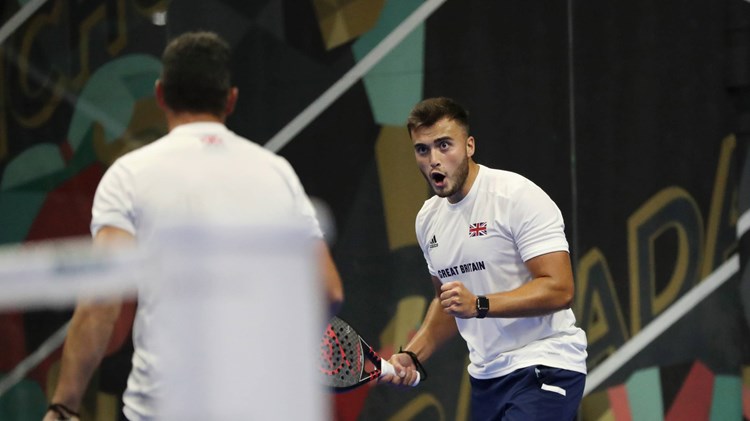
[91,160,137,237]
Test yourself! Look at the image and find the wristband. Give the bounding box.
[398,346,428,381]
[48,403,80,420]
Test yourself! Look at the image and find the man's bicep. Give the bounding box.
[524,251,575,307]
[316,239,344,315]
[430,275,443,297]
[524,251,573,280]
[94,226,135,247]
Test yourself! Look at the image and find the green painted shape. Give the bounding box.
[122,67,162,100]
[0,55,161,244]
[709,375,742,420]
[0,135,99,244]
[625,367,664,421]
[5,124,100,194]
[0,377,47,420]
[0,128,97,192]
[0,144,65,191]
[68,54,162,151]
[0,192,46,244]
[361,29,423,126]
[352,0,424,126]
[67,126,100,175]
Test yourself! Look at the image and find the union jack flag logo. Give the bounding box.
[469,222,487,237]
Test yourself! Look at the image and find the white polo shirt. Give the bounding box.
[416,165,587,379]
[91,122,323,420]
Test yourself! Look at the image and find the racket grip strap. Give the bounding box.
[398,347,428,382]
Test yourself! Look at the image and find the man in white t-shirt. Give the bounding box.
[43,31,344,421]
[382,97,587,420]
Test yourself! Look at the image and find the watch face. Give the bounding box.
[476,296,489,318]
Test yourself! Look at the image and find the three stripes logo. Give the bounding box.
[428,235,439,249]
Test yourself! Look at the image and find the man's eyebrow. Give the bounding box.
[432,136,453,143]
[414,136,453,147]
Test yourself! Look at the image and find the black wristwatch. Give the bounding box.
[475,295,489,319]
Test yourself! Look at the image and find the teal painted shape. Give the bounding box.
[709,375,742,420]
[625,367,664,421]
[352,0,424,126]
[0,377,47,420]
[0,192,46,244]
[0,144,65,191]
[0,127,97,192]
[122,66,163,100]
[68,54,162,151]
[0,133,99,244]
[67,125,100,176]
[0,54,162,245]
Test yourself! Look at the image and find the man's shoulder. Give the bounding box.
[109,135,169,169]
[418,194,441,210]
[479,165,531,185]
[477,166,541,197]
[415,195,442,225]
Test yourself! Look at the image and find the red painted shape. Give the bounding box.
[59,140,74,162]
[665,361,714,421]
[608,384,633,421]
[333,386,370,421]
[331,345,397,421]
[25,164,105,241]
[379,344,395,360]
[21,163,138,386]
[742,384,750,419]
[0,313,26,371]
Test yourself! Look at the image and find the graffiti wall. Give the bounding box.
[0,0,749,419]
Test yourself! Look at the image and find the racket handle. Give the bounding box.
[380,359,421,387]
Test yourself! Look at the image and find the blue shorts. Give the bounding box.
[470,365,586,421]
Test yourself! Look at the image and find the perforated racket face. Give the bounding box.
[319,317,364,388]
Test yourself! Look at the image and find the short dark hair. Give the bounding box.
[160,31,231,116]
[406,97,469,136]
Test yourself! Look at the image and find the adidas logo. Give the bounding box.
[428,235,439,249]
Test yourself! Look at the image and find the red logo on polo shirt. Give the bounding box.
[201,135,222,144]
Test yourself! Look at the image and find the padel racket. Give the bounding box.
[319,316,420,392]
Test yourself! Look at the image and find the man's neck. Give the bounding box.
[448,161,480,204]
[167,112,224,131]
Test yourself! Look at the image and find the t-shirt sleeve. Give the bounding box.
[91,161,137,237]
[509,181,569,262]
[415,205,437,277]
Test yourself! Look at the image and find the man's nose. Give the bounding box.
[429,150,440,167]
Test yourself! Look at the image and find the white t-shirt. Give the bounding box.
[91,122,323,420]
[416,165,587,379]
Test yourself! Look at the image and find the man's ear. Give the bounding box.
[225,87,239,116]
[466,136,475,158]
[155,80,167,109]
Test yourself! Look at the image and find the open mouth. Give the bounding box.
[431,172,446,187]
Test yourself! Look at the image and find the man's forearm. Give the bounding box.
[403,298,457,362]
[50,300,122,409]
